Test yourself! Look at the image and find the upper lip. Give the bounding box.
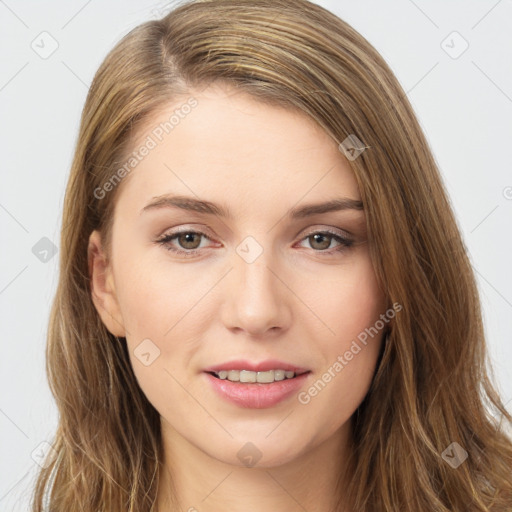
[203,359,310,374]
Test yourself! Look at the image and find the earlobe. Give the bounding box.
[87,230,126,337]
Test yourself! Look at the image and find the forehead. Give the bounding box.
[115,83,361,216]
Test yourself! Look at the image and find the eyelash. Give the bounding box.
[155,228,354,258]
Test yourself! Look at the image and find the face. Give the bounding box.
[89,82,387,469]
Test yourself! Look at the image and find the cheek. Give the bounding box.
[113,254,209,340]
[293,255,386,419]
[113,260,210,415]
[297,251,386,352]
[112,255,219,396]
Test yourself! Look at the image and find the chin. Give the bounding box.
[211,434,309,469]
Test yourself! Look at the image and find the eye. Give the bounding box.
[296,229,354,254]
[156,229,214,257]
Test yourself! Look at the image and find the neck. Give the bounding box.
[156,419,353,512]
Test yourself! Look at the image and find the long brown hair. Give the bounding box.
[32,0,512,510]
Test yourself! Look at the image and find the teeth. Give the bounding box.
[256,370,274,383]
[215,369,298,383]
[228,370,239,381]
[240,370,257,383]
[274,370,285,381]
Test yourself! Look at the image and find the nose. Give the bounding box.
[220,244,292,337]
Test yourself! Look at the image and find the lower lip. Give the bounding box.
[204,372,310,409]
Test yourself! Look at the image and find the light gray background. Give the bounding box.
[1,0,511,509]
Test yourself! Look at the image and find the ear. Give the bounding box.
[87,230,126,337]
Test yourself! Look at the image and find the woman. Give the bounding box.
[32,0,512,510]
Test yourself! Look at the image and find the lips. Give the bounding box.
[203,359,310,374]
[204,370,311,408]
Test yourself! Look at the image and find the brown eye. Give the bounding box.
[308,233,332,251]
[156,229,213,256]
[177,232,202,250]
[297,230,353,254]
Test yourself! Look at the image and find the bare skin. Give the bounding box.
[88,82,387,512]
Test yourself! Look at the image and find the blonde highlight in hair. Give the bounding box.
[32,0,512,510]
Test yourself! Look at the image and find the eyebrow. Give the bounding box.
[141,194,364,219]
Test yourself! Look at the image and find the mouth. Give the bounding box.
[203,359,310,379]
[204,369,312,409]
[206,369,311,384]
